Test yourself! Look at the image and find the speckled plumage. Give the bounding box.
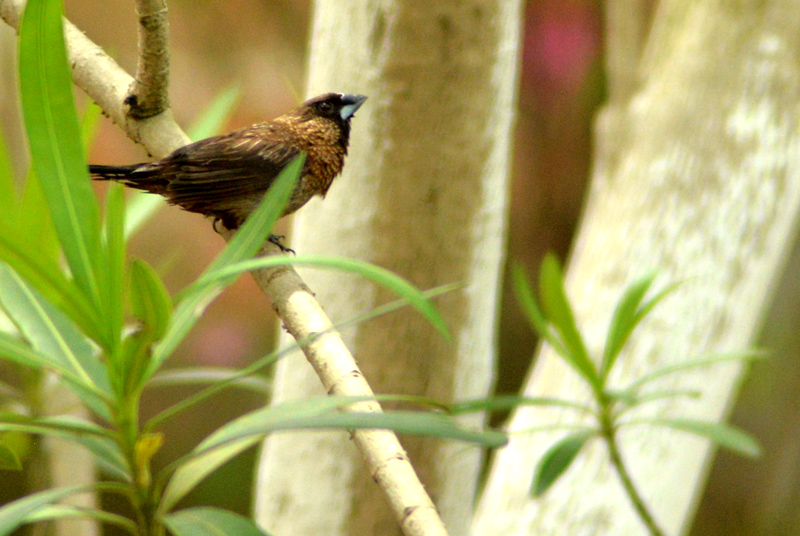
[89,93,367,229]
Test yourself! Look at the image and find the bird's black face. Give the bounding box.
[306,93,368,124]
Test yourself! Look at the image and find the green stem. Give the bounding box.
[601,416,665,536]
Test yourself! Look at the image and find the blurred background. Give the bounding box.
[1,1,799,534]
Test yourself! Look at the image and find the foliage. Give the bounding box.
[506,254,762,535]
[0,0,504,534]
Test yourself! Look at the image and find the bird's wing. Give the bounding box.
[159,129,301,209]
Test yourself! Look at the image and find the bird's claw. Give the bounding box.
[269,234,295,254]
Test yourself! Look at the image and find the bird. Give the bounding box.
[89,93,367,238]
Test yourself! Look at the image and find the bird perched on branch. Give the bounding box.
[90,93,367,233]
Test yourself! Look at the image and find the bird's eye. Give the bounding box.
[317,101,334,114]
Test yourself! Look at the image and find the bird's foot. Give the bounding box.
[269,234,295,254]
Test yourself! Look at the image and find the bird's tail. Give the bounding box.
[89,164,167,195]
[89,164,140,181]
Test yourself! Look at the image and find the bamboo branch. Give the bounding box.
[0,2,450,534]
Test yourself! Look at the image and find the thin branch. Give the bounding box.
[0,2,451,535]
[229,233,450,536]
[1,0,187,158]
[126,0,170,119]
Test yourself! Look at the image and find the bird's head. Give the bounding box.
[305,93,368,123]
[284,93,367,149]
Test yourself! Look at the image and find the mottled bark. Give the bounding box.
[254,2,523,536]
[475,2,800,534]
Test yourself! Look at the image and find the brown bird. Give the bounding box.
[90,93,367,233]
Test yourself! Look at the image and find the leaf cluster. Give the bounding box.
[511,254,762,497]
[0,1,504,534]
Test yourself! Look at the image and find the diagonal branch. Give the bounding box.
[0,1,450,534]
[2,0,186,157]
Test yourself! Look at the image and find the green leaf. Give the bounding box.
[191,255,450,340]
[0,414,113,440]
[607,389,701,417]
[159,437,260,513]
[512,263,567,355]
[78,435,131,483]
[538,254,598,389]
[624,350,767,393]
[605,389,702,408]
[0,234,102,341]
[0,270,112,422]
[0,414,128,480]
[18,0,104,318]
[17,171,60,267]
[148,368,271,394]
[202,155,305,273]
[0,126,17,226]
[148,284,454,434]
[163,507,271,536]
[0,265,110,399]
[0,442,22,470]
[148,155,304,379]
[124,192,165,239]
[630,281,683,331]
[22,505,137,535]
[600,273,655,380]
[184,397,506,462]
[101,182,126,351]
[0,484,96,536]
[628,418,761,458]
[448,395,595,416]
[80,100,103,150]
[188,85,242,141]
[0,331,54,370]
[129,259,172,340]
[531,431,594,496]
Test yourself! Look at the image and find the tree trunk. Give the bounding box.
[253,2,523,535]
[474,1,800,534]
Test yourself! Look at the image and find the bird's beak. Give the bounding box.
[339,94,368,121]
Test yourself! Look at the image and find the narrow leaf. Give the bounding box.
[148,368,271,393]
[0,264,109,397]
[191,254,450,340]
[531,431,594,496]
[160,437,259,513]
[538,254,598,388]
[18,0,103,314]
[22,505,137,535]
[124,192,165,239]
[631,281,684,329]
[163,507,271,536]
[625,350,767,392]
[0,127,17,226]
[17,171,60,266]
[0,484,96,536]
[448,395,595,416]
[511,263,566,355]
[101,182,126,351]
[0,235,102,341]
[80,101,103,150]
[629,418,761,457]
[601,273,655,379]
[129,259,172,340]
[0,443,22,470]
[184,397,506,462]
[188,85,242,141]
